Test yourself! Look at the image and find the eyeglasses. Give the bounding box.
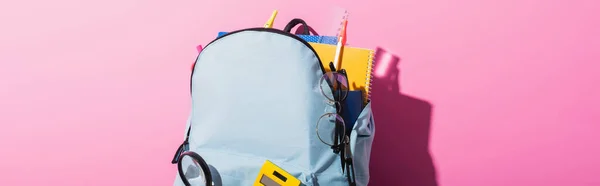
[316,68,349,152]
[177,151,213,186]
[315,64,357,185]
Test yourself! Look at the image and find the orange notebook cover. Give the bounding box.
[309,42,375,104]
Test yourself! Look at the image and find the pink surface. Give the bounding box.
[1,0,599,185]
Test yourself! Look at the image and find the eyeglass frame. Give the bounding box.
[177,151,213,186]
[315,68,349,149]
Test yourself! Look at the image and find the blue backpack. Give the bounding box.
[171,26,376,186]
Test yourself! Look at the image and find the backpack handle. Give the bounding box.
[283,18,310,35]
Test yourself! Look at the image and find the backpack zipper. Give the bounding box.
[189,27,325,94]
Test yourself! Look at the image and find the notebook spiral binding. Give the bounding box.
[365,49,375,104]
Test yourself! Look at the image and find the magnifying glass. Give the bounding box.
[177,151,212,186]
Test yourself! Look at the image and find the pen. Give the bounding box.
[264,10,278,28]
[333,19,348,70]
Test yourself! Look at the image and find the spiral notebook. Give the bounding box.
[308,42,375,104]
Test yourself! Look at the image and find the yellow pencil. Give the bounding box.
[264,10,278,28]
[333,19,348,70]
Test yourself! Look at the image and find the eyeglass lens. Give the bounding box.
[181,155,208,186]
[316,113,346,146]
[319,72,349,102]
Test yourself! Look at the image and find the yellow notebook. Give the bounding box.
[309,42,375,104]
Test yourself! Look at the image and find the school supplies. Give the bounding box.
[173,11,376,186]
[309,43,375,105]
[172,27,373,186]
[217,31,338,44]
[333,19,348,70]
[324,6,349,38]
[177,151,213,186]
[253,160,301,186]
[264,10,278,28]
[342,90,364,132]
[217,19,339,44]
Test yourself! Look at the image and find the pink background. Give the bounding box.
[1,0,599,185]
